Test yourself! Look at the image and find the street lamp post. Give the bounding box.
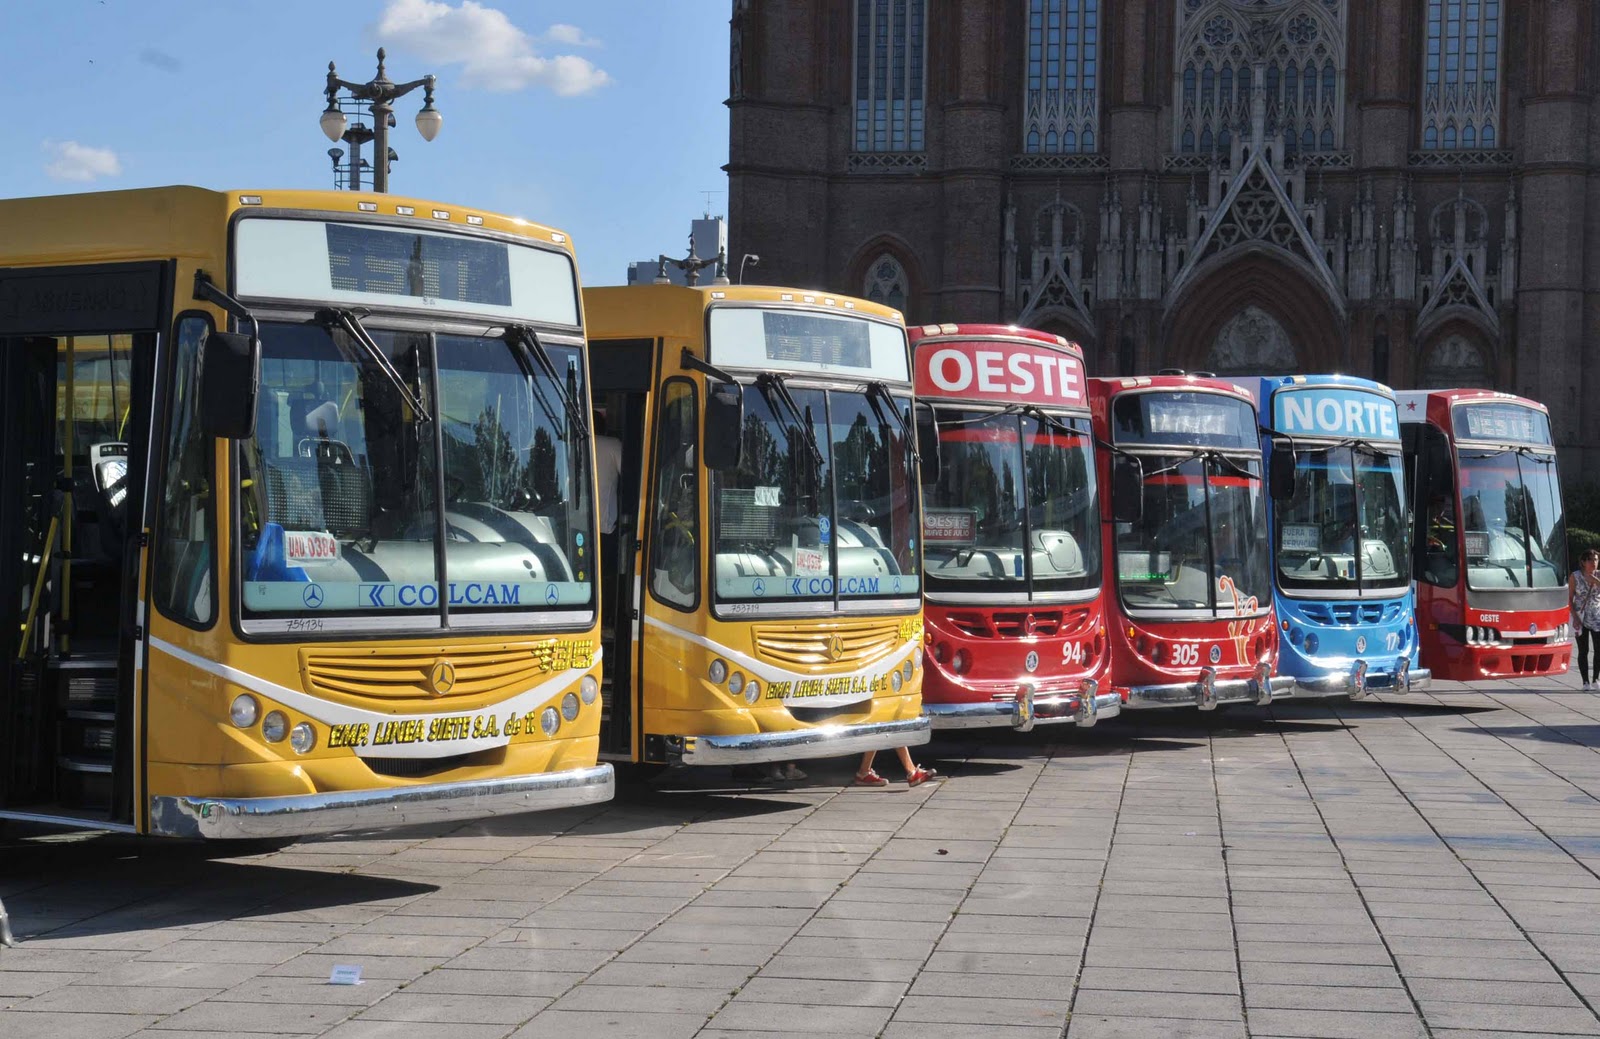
[320,48,442,193]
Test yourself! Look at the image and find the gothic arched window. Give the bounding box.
[865,254,909,312]
[1421,0,1501,151]
[854,0,927,152]
[1023,0,1101,154]
[1173,1,1347,156]
[1205,306,1299,376]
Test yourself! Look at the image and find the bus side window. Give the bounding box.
[153,316,216,626]
[649,379,698,610]
[1418,426,1457,588]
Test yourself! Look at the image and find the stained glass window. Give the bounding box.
[854,0,926,152]
[1023,0,1100,154]
[1421,0,1501,150]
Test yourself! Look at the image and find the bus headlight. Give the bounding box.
[1304,633,1320,655]
[561,692,580,722]
[229,695,259,728]
[913,646,923,669]
[890,669,903,692]
[709,659,729,685]
[540,707,561,736]
[261,711,288,743]
[952,649,971,675]
[289,722,316,755]
[744,680,761,705]
[580,674,599,705]
[727,672,745,697]
[901,660,914,683]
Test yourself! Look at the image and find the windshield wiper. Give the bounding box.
[756,372,825,474]
[315,308,432,423]
[506,325,590,442]
[865,381,920,466]
[501,329,564,441]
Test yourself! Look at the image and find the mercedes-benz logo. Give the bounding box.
[428,660,457,697]
[302,583,325,609]
[827,634,845,662]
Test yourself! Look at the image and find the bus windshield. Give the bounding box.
[713,382,919,605]
[1459,449,1566,590]
[1276,445,1409,595]
[238,320,594,623]
[1116,454,1271,617]
[922,408,1099,596]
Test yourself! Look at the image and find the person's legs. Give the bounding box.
[855,751,887,785]
[1581,627,1595,686]
[893,746,916,774]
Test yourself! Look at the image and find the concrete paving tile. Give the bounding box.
[261,953,443,980]
[1235,941,1399,965]
[890,994,1072,1027]
[0,1012,162,1039]
[924,949,1081,976]
[1075,967,1238,994]
[148,999,360,1032]
[757,955,922,983]
[1246,1004,1433,1039]
[613,941,775,967]
[1418,1001,1600,1034]
[1243,983,1417,1012]
[1407,977,1587,1006]
[549,982,730,1015]
[735,976,906,1006]
[14,985,218,1015]
[1063,1015,1247,1038]
[1238,962,1408,987]
[0,971,80,999]
[585,960,752,989]
[398,969,585,998]
[709,1001,893,1033]
[321,1022,516,1039]
[357,992,550,1025]
[1394,955,1567,982]
[1071,989,1241,1020]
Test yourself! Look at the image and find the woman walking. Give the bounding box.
[1570,549,1600,689]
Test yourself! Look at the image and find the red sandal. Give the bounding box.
[907,766,937,787]
[854,768,889,787]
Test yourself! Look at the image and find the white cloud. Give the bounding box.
[375,0,611,96]
[42,140,123,183]
[543,24,599,47]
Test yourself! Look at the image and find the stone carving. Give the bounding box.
[1206,304,1298,374]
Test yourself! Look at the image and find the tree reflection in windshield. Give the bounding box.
[1276,446,1409,594]
[1460,450,1566,589]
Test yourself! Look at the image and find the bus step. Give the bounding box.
[64,709,116,723]
[56,756,113,774]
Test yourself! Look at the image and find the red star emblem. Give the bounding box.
[1406,401,1417,411]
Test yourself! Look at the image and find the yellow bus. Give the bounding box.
[0,186,612,840]
[583,284,930,768]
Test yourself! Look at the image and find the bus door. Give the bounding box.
[0,262,165,824]
[588,337,658,759]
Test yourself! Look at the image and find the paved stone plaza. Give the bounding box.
[5,676,1600,1039]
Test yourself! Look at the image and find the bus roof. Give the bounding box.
[0,186,575,269]
[907,322,1081,354]
[1088,373,1255,404]
[582,283,903,342]
[1394,388,1549,420]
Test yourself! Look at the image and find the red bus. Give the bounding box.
[1398,390,1573,680]
[1090,375,1288,709]
[911,325,1118,730]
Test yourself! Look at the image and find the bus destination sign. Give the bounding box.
[1455,402,1551,445]
[915,339,1086,409]
[1273,388,1399,441]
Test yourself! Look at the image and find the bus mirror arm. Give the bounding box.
[193,272,261,440]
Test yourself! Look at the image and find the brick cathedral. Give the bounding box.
[726,1,1600,469]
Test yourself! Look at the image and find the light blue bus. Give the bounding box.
[1251,375,1430,699]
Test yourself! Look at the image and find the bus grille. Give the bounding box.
[300,645,556,703]
[945,606,1092,639]
[1299,602,1397,626]
[788,703,872,724]
[753,621,903,668]
[362,750,495,778]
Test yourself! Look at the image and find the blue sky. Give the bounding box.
[0,0,730,285]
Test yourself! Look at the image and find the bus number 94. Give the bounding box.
[1061,641,1086,666]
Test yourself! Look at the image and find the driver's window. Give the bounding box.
[649,379,698,609]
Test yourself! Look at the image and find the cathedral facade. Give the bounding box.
[726,0,1600,469]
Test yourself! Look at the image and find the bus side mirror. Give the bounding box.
[703,380,744,471]
[1111,455,1144,524]
[915,403,942,485]
[1269,447,1296,501]
[199,330,260,440]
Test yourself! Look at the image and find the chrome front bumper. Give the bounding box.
[926,681,1122,731]
[148,764,615,840]
[1290,664,1433,699]
[1124,667,1292,710]
[675,717,931,766]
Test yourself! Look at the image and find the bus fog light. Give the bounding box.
[913,646,923,669]
[932,642,948,664]
[890,669,903,692]
[1304,633,1320,654]
[580,674,599,704]
[561,692,580,722]
[261,711,288,743]
[289,722,316,755]
[744,679,761,704]
[901,660,913,682]
[727,672,745,697]
[229,695,259,728]
[540,707,561,736]
[709,659,729,685]
[952,649,971,675]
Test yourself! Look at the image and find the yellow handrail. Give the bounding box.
[16,515,60,661]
